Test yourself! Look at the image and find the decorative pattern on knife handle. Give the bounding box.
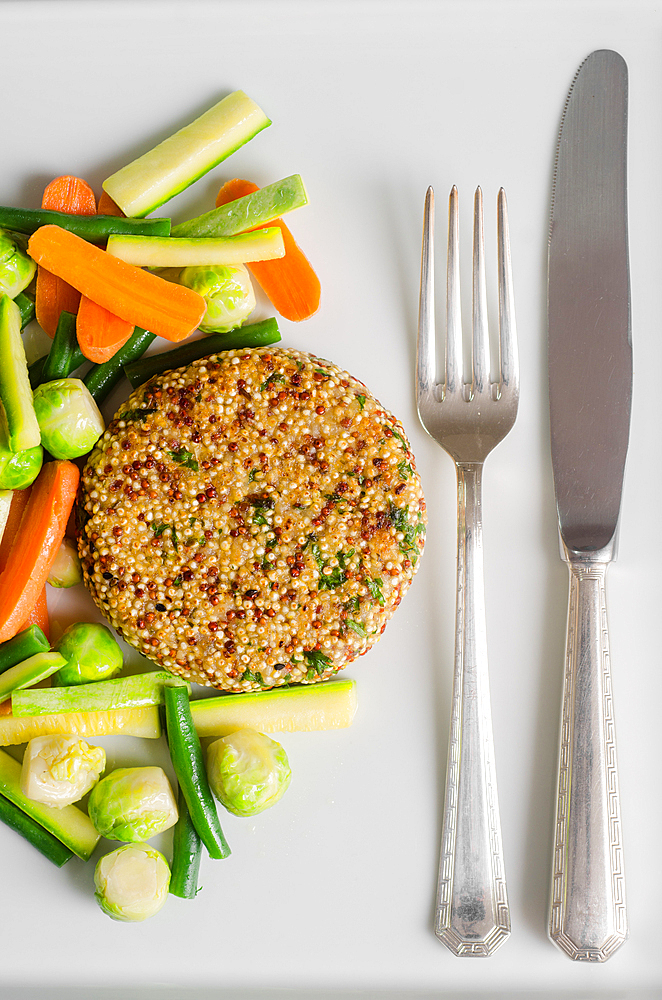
[549,546,628,962]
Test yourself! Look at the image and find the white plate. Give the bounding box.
[0,0,661,996]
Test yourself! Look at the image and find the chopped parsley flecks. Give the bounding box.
[248,468,258,482]
[347,619,367,638]
[152,522,179,552]
[169,448,199,471]
[366,576,386,606]
[241,668,264,686]
[303,649,332,677]
[260,372,285,392]
[356,394,366,410]
[398,460,414,480]
[253,511,268,526]
[121,407,157,423]
[390,428,408,450]
[387,501,425,565]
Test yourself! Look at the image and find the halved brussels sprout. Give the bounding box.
[47,537,83,588]
[0,403,42,490]
[206,727,291,817]
[0,229,36,299]
[53,621,123,684]
[88,766,178,842]
[94,844,170,921]
[20,735,105,807]
[32,378,105,460]
[178,264,255,333]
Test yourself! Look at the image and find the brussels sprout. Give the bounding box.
[0,402,42,490]
[206,727,291,817]
[32,378,105,460]
[178,264,255,333]
[94,844,170,922]
[88,766,178,842]
[20,735,105,808]
[47,537,82,588]
[0,229,36,299]
[53,621,123,685]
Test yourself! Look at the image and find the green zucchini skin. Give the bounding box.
[0,626,50,675]
[42,311,79,383]
[0,749,99,860]
[102,91,271,218]
[171,174,308,239]
[0,652,66,703]
[0,792,73,867]
[12,670,189,717]
[0,207,170,241]
[123,317,281,388]
[169,787,202,899]
[106,228,285,268]
[84,327,156,403]
[0,294,41,452]
[164,685,230,860]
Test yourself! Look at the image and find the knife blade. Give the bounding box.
[547,49,631,962]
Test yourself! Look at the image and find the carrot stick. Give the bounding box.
[0,489,32,575]
[97,190,125,217]
[0,462,79,643]
[36,177,96,337]
[215,179,320,322]
[27,227,205,343]
[76,296,134,364]
[19,588,49,641]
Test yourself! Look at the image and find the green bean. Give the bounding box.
[123,317,281,388]
[0,206,170,242]
[14,292,35,330]
[164,685,230,860]
[41,312,79,382]
[84,328,155,403]
[169,787,202,899]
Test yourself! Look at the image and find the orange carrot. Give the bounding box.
[0,462,79,643]
[19,587,49,641]
[215,178,321,322]
[28,227,205,343]
[76,296,134,364]
[97,190,125,217]
[0,488,32,575]
[36,177,96,337]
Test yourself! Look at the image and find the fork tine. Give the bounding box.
[497,188,519,394]
[472,186,490,393]
[446,186,462,394]
[417,186,436,396]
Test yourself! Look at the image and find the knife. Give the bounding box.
[547,49,631,962]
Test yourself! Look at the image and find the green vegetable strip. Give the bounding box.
[123,318,281,388]
[171,174,308,239]
[84,327,155,403]
[14,292,35,330]
[164,685,230,860]
[0,652,65,702]
[0,625,49,676]
[0,749,99,860]
[169,787,202,899]
[0,206,171,242]
[41,311,78,382]
[12,670,189,716]
[0,792,73,867]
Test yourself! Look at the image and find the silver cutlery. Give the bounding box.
[547,49,631,962]
[417,185,517,956]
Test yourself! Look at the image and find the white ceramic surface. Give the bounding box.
[0,0,661,996]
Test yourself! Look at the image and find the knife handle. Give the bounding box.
[549,542,628,961]
[435,462,510,956]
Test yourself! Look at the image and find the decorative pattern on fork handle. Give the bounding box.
[417,186,517,956]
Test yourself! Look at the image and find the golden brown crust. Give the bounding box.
[78,348,426,692]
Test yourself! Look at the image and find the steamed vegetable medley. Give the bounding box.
[0,90,358,921]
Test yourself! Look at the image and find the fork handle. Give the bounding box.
[549,541,628,961]
[435,462,510,956]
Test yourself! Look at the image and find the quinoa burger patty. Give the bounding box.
[78,348,426,692]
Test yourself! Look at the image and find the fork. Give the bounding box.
[417,186,518,957]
